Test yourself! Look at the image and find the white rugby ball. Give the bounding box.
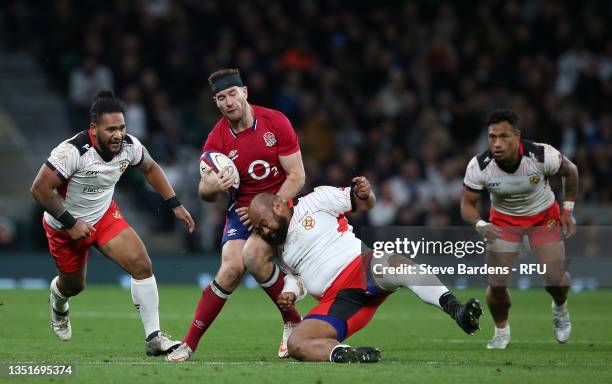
[200,151,240,190]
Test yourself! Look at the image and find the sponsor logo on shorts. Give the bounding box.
[227,228,238,236]
[302,216,316,230]
[529,175,541,184]
[263,131,276,147]
[113,210,121,219]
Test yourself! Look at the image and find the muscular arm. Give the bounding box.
[137,148,177,200]
[556,156,579,202]
[276,151,305,201]
[30,164,67,218]
[460,187,483,225]
[138,147,195,232]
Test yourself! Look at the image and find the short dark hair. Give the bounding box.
[485,109,520,131]
[208,68,240,86]
[90,90,124,123]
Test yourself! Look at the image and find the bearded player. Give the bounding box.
[30,90,195,355]
[167,69,305,361]
[247,176,482,363]
[461,109,579,349]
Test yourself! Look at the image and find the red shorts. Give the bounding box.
[490,201,562,248]
[43,201,130,273]
[305,255,390,342]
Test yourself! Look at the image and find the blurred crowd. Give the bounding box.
[2,0,611,252]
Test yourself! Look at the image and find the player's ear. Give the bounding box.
[242,86,248,100]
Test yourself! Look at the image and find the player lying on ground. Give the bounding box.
[248,177,482,363]
[30,90,195,356]
[461,109,578,349]
[166,69,305,362]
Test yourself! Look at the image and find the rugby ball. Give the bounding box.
[200,151,240,190]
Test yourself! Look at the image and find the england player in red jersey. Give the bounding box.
[461,109,579,349]
[30,90,195,355]
[167,69,305,361]
[247,177,481,363]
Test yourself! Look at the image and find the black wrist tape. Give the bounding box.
[57,210,77,229]
[165,196,181,209]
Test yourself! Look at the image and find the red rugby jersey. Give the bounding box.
[203,105,300,208]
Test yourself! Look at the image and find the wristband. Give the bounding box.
[56,210,77,229]
[562,201,574,215]
[475,220,488,229]
[165,196,181,209]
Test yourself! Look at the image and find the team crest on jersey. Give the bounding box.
[302,216,316,230]
[119,160,129,173]
[228,149,239,160]
[529,175,541,185]
[113,210,121,219]
[263,131,276,147]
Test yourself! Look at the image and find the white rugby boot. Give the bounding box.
[146,332,181,356]
[49,291,72,341]
[278,321,299,358]
[552,301,571,343]
[486,325,510,349]
[165,342,193,362]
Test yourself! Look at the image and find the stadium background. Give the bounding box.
[0,0,611,283]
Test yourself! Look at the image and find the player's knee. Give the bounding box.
[218,262,245,285]
[129,255,153,280]
[62,280,85,297]
[287,334,306,360]
[243,252,268,276]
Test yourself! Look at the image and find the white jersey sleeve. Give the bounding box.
[126,134,145,166]
[47,142,81,180]
[540,143,563,176]
[463,156,486,191]
[306,186,354,216]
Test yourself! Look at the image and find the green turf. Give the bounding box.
[0,286,611,383]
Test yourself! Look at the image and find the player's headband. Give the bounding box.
[211,74,244,95]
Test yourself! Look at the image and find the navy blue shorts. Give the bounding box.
[221,203,251,245]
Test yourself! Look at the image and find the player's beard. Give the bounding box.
[99,138,123,158]
[265,213,289,245]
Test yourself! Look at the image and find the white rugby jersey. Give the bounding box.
[279,186,363,298]
[43,130,144,229]
[463,140,563,216]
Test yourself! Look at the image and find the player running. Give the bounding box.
[460,109,579,349]
[30,90,195,356]
[167,69,305,361]
[247,176,482,363]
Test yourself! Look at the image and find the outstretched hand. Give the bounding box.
[173,206,195,233]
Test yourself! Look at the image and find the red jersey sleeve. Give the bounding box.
[274,112,300,156]
[203,124,224,153]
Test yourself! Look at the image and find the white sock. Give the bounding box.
[552,300,568,313]
[406,285,450,309]
[131,275,160,338]
[50,276,69,313]
[375,258,450,308]
[495,325,510,335]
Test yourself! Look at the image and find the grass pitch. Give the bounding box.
[1,286,611,383]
